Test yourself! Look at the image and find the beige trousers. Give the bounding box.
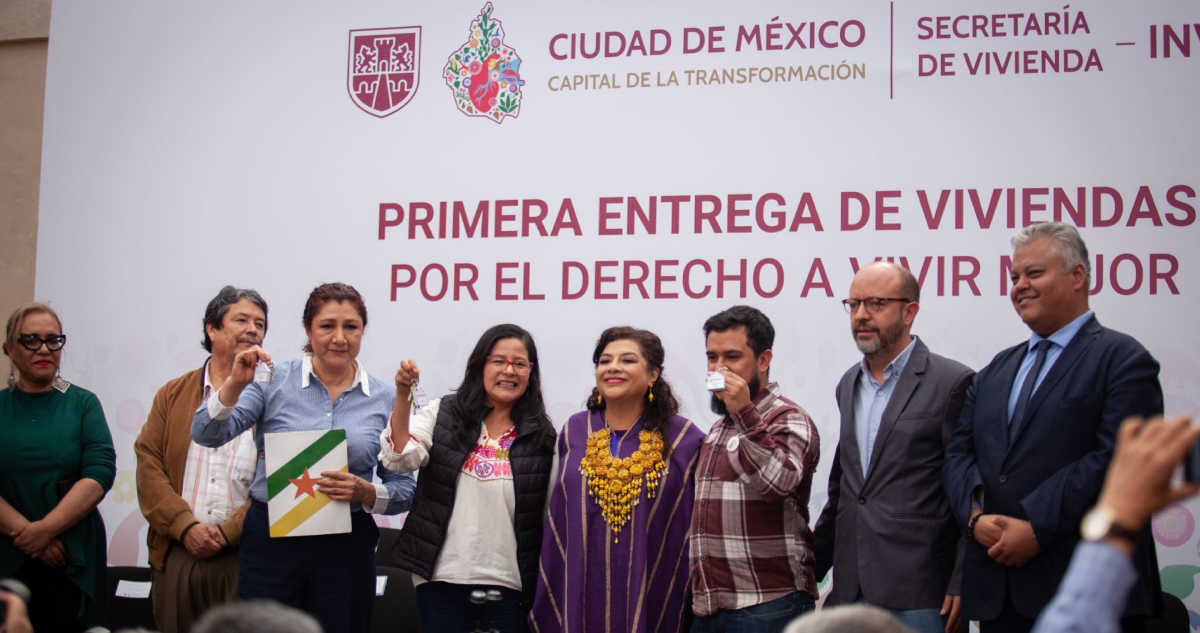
[150,542,240,633]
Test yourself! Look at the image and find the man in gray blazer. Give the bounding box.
[813,262,974,633]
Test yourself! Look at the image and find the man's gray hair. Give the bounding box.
[1011,222,1091,285]
[191,601,323,633]
[783,604,914,633]
[201,285,269,352]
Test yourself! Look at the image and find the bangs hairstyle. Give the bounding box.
[301,282,367,353]
[585,326,680,443]
[4,302,63,356]
[448,324,554,448]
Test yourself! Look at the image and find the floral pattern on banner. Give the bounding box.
[461,426,516,481]
[443,3,523,123]
[1154,503,1195,547]
[112,470,136,503]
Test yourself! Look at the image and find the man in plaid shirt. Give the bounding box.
[690,305,821,632]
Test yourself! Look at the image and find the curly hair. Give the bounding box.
[585,326,680,443]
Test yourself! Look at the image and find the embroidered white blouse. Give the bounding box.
[379,397,521,591]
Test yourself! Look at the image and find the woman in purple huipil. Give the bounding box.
[530,326,706,633]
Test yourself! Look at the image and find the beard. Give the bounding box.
[710,374,762,416]
[854,317,904,358]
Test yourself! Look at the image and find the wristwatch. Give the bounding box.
[1080,505,1139,545]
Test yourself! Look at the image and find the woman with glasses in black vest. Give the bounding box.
[379,323,556,633]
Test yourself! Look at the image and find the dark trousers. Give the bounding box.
[415,581,527,633]
[981,591,1038,633]
[238,500,379,633]
[11,557,84,632]
[690,592,816,633]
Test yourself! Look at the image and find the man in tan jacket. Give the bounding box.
[135,286,267,633]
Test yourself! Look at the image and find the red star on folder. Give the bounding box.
[289,468,321,499]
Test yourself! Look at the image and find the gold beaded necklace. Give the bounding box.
[579,418,666,542]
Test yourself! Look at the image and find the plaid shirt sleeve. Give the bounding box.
[726,399,817,503]
[690,383,821,616]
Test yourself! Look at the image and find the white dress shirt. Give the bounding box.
[180,359,257,525]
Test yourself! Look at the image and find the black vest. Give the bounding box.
[390,394,555,608]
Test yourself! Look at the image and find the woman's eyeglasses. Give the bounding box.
[16,334,67,351]
[485,355,532,375]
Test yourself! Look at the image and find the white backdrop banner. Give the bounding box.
[36,0,1200,614]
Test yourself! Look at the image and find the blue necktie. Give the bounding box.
[1010,340,1053,443]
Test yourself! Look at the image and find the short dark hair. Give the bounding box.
[703,305,774,357]
[301,282,367,353]
[201,286,268,352]
[448,324,554,449]
[585,326,680,442]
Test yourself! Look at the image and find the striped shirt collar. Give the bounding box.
[202,357,214,397]
[300,353,370,396]
[755,381,784,408]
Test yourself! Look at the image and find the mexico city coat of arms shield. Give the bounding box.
[348,26,421,118]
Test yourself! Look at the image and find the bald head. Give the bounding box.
[855,262,920,304]
[847,262,920,363]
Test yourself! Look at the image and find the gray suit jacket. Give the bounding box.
[813,338,973,609]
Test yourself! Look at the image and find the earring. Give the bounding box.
[52,367,70,393]
[596,393,603,405]
[7,366,15,390]
[647,389,654,403]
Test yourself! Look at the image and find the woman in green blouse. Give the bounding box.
[0,302,115,631]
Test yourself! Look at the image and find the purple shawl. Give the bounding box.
[530,410,705,633]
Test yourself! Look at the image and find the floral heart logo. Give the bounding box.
[444,3,524,123]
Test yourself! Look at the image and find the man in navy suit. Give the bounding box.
[943,222,1163,633]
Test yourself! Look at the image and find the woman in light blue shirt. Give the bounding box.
[192,282,415,633]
